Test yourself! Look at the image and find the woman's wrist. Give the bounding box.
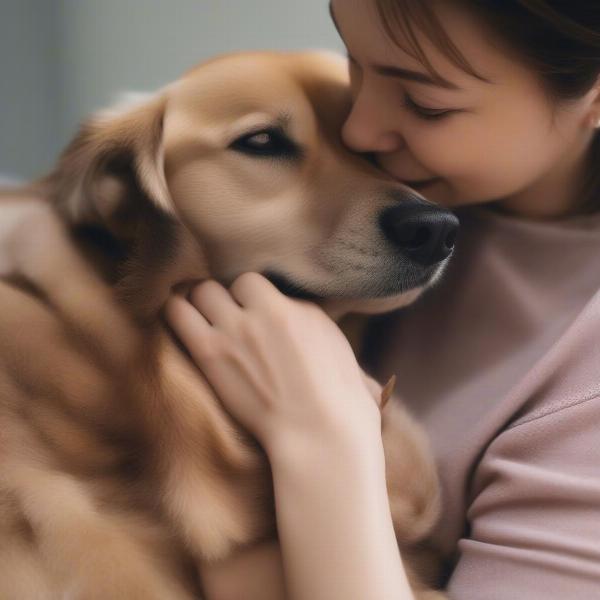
[267,426,415,600]
[269,428,388,523]
[265,418,383,479]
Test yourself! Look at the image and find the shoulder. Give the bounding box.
[507,286,600,428]
[447,392,600,598]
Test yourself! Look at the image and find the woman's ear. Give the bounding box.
[48,93,173,240]
[585,76,600,129]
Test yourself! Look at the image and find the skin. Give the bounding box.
[166,1,600,598]
[336,0,600,221]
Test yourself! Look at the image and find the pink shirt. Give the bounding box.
[363,206,600,598]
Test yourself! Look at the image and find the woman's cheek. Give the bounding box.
[406,129,474,182]
[406,133,498,205]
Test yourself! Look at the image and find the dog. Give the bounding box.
[0,51,457,599]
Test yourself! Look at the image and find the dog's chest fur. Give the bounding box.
[0,191,444,599]
[0,195,276,597]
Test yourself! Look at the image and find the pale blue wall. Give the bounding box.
[0,0,342,179]
[0,0,59,179]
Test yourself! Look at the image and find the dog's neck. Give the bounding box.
[68,209,209,327]
[119,222,210,325]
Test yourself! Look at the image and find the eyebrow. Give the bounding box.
[328,1,462,91]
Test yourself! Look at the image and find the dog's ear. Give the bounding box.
[48,93,174,241]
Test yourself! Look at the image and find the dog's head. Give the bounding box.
[48,51,458,319]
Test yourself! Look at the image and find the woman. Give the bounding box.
[165,1,600,598]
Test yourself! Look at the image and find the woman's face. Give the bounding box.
[330,0,599,217]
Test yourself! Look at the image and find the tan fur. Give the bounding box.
[0,51,446,598]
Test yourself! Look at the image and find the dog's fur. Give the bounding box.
[0,51,448,599]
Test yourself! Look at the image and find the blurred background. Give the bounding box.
[0,0,342,181]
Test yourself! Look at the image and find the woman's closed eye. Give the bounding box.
[345,50,462,122]
[402,93,459,121]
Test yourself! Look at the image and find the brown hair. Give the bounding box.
[375,0,600,213]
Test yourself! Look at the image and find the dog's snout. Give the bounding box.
[379,201,459,266]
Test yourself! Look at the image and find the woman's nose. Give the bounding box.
[341,93,402,154]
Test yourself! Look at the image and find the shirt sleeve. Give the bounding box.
[446,394,600,599]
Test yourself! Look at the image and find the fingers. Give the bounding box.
[163,294,214,362]
[164,274,276,362]
[183,273,284,332]
[229,272,285,309]
[188,279,242,330]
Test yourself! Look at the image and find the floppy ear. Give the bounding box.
[49,93,174,241]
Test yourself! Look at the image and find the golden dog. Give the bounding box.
[0,51,457,599]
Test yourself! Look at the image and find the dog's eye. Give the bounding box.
[230,127,301,160]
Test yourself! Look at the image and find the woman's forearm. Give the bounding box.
[269,432,416,600]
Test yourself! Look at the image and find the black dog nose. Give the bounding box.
[379,200,459,266]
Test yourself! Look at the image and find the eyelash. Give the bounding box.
[346,54,457,122]
[403,94,455,121]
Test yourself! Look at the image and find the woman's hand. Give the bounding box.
[163,272,382,456]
